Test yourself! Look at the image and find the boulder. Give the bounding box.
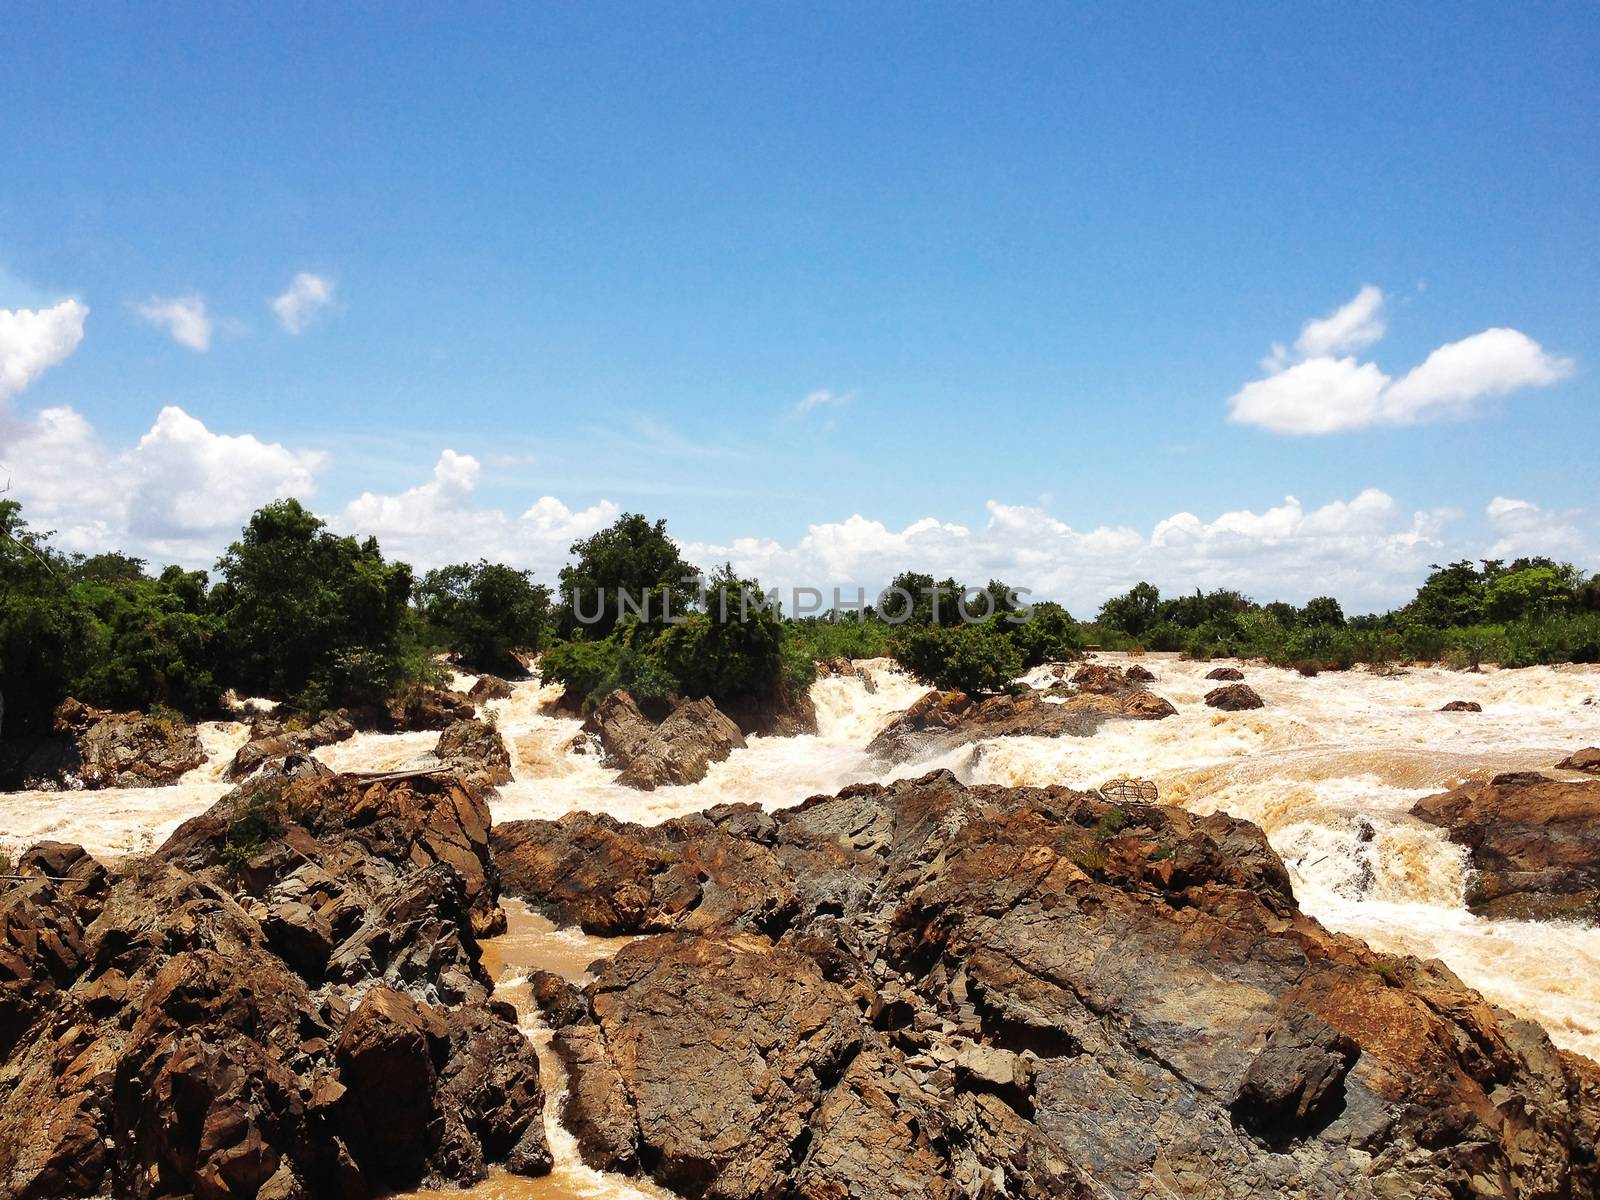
[1439,700,1482,713]
[1558,747,1600,775]
[433,718,514,787]
[517,772,1600,1199]
[868,685,1175,761]
[1124,663,1157,683]
[46,698,206,788]
[587,691,746,790]
[1205,683,1264,711]
[466,674,514,704]
[1205,666,1246,681]
[1070,662,1128,693]
[383,684,477,732]
[1412,772,1600,920]
[226,712,354,780]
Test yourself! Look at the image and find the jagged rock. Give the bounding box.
[433,718,514,787]
[868,685,1175,760]
[1124,663,1156,683]
[1558,747,1600,774]
[1205,683,1264,710]
[514,772,1600,1200]
[466,674,514,704]
[587,691,746,790]
[1071,662,1129,692]
[1439,699,1482,713]
[226,713,354,780]
[383,684,477,732]
[1412,772,1600,920]
[43,698,206,788]
[1205,666,1246,681]
[527,970,589,1029]
[0,758,546,1198]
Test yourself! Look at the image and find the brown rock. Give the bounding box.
[1439,700,1482,713]
[383,683,477,732]
[227,713,354,780]
[433,718,514,787]
[1558,747,1600,774]
[868,685,1175,760]
[587,691,746,790]
[1205,666,1245,681]
[467,674,514,704]
[1205,683,1264,710]
[47,698,206,789]
[1412,772,1600,920]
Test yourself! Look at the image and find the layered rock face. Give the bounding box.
[433,718,515,787]
[867,681,1176,761]
[226,713,354,780]
[1412,771,1600,921]
[0,766,549,1199]
[586,691,746,790]
[496,772,1600,1200]
[7,698,209,789]
[1206,683,1265,711]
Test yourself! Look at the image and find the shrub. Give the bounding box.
[893,620,1024,695]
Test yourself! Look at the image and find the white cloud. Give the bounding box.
[683,488,1453,614]
[1485,496,1598,564]
[0,299,88,403]
[1383,328,1574,424]
[1294,284,1386,357]
[333,450,620,576]
[1229,288,1573,435]
[794,388,852,416]
[1,403,325,563]
[271,273,336,334]
[134,294,213,351]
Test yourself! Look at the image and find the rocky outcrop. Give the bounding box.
[1124,663,1156,683]
[1206,666,1246,681]
[720,686,820,738]
[0,764,548,1198]
[33,698,208,789]
[1559,747,1600,775]
[466,674,513,704]
[1205,683,1265,711]
[383,683,477,732]
[493,773,1600,1200]
[868,685,1176,761]
[226,713,354,780]
[1440,700,1483,713]
[433,718,514,787]
[586,691,746,790]
[1412,771,1600,921]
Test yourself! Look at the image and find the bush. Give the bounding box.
[418,560,552,674]
[893,620,1024,695]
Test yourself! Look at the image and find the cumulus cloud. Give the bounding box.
[1230,287,1573,435]
[682,488,1453,614]
[271,273,336,334]
[1,402,325,563]
[1485,496,1599,564]
[0,299,88,403]
[333,450,620,576]
[134,294,213,351]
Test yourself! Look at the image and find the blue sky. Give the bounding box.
[1,4,1595,611]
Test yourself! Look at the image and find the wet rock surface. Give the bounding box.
[0,765,548,1199]
[433,718,514,787]
[1412,771,1600,921]
[1205,682,1265,711]
[1206,666,1246,681]
[1557,747,1600,774]
[226,712,354,780]
[868,683,1176,760]
[586,690,746,790]
[1439,699,1483,713]
[16,698,209,789]
[497,771,1600,1200]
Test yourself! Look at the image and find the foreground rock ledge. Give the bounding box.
[0,766,549,1199]
[496,772,1600,1200]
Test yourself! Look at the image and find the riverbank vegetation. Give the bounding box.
[2,497,1597,733]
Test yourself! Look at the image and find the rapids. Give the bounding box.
[3,651,1599,1196]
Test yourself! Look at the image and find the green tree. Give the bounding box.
[214,499,415,706]
[1097,582,1161,637]
[419,560,552,674]
[655,566,784,703]
[558,513,700,639]
[1300,596,1346,627]
[894,620,1024,695]
[1008,600,1082,667]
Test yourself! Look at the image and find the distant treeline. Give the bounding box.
[3,497,1597,735]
